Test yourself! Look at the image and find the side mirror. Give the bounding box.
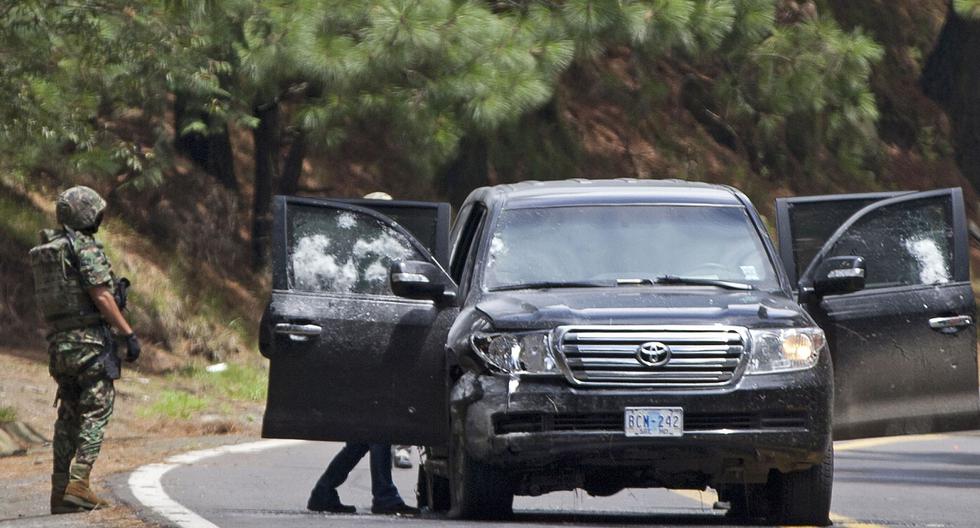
[808,256,866,298]
[389,260,457,304]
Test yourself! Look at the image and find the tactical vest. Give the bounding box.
[30,229,103,332]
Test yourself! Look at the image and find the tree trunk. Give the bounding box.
[173,92,238,192]
[251,102,281,270]
[279,132,307,196]
[922,4,980,192]
[439,135,489,208]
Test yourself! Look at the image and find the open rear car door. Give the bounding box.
[777,188,979,439]
[259,196,456,446]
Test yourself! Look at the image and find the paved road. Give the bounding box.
[115,431,980,527]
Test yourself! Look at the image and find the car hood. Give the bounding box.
[474,287,809,330]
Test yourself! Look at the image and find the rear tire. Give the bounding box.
[719,483,769,522]
[447,431,513,519]
[416,463,451,512]
[766,442,834,526]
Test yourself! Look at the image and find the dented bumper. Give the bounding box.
[451,356,832,484]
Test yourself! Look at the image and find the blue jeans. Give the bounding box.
[310,443,403,508]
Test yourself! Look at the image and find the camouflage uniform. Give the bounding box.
[45,230,116,482]
[30,186,120,512]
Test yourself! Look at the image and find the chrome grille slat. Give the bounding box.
[557,326,746,387]
[578,370,734,379]
[565,357,739,368]
[565,343,742,353]
[565,331,742,343]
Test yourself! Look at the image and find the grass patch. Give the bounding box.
[0,406,17,423]
[140,390,208,420]
[0,193,48,246]
[174,362,268,402]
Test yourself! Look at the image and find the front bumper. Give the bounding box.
[452,355,832,485]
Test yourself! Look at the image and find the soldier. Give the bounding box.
[29,186,141,513]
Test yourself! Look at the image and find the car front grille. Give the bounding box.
[493,412,807,434]
[557,326,746,387]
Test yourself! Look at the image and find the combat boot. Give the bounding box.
[64,465,110,510]
[51,473,83,514]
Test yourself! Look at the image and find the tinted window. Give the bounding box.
[826,197,953,289]
[287,205,426,295]
[350,202,440,258]
[484,205,779,290]
[788,198,881,280]
[450,204,486,283]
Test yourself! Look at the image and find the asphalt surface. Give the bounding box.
[114,431,980,528]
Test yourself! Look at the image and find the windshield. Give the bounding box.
[483,205,780,291]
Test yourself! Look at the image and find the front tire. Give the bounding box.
[766,442,834,526]
[447,430,513,519]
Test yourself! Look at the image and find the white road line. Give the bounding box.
[128,439,306,528]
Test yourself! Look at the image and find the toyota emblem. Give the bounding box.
[636,341,671,367]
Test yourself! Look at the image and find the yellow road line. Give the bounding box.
[666,434,953,526]
[830,513,886,527]
[669,488,889,527]
[835,432,949,452]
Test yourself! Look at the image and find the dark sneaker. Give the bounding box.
[307,495,356,514]
[371,503,419,515]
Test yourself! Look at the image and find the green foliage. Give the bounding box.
[714,17,884,173]
[955,0,980,19]
[140,389,208,419]
[0,0,888,193]
[0,406,17,423]
[0,193,48,247]
[175,363,268,402]
[0,2,185,185]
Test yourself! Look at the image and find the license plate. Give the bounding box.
[624,407,684,437]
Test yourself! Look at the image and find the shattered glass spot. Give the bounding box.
[291,235,358,293]
[287,205,425,295]
[903,238,950,285]
[337,212,357,229]
[827,197,953,289]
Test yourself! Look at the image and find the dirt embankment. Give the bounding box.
[0,350,264,526]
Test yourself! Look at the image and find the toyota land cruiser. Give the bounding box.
[259,180,979,525]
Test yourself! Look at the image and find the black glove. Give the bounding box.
[125,333,141,363]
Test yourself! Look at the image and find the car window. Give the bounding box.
[484,205,780,290]
[824,196,953,289]
[450,204,486,284]
[287,204,427,295]
[449,204,473,277]
[787,198,883,280]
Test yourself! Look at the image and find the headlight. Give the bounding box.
[470,331,559,375]
[746,328,825,374]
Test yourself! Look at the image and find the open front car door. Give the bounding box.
[777,188,979,439]
[260,196,456,446]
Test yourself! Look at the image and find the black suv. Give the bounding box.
[259,180,978,525]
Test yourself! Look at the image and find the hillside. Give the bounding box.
[2,0,979,366]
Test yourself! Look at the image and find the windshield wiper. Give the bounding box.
[654,275,754,290]
[489,280,613,292]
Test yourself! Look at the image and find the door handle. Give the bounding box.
[274,323,322,341]
[928,315,973,334]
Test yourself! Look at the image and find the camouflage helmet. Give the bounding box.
[56,186,107,231]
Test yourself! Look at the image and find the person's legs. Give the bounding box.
[51,378,83,514]
[368,444,418,514]
[52,379,80,476]
[308,443,369,512]
[368,444,403,508]
[63,361,114,510]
